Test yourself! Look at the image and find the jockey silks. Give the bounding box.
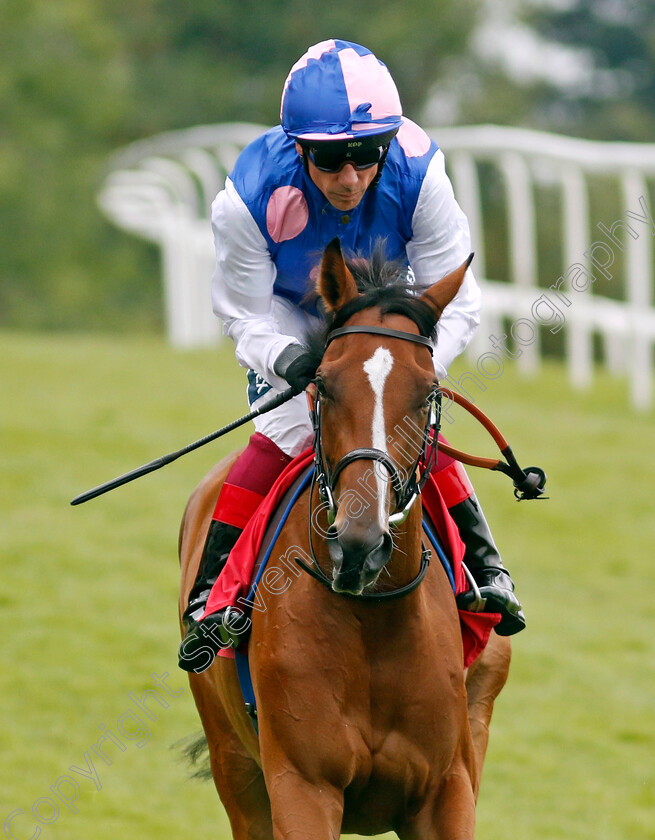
[227,123,437,311]
[211,119,481,394]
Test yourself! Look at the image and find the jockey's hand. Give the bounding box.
[274,343,317,394]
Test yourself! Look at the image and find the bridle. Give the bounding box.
[297,323,440,601]
[309,324,440,530]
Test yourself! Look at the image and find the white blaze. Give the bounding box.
[363,347,394,527]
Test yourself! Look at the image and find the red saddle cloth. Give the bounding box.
[204,449,500,668]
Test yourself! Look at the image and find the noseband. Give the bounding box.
[310,325,441,529]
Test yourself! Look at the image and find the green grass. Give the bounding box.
[2,330,654,839]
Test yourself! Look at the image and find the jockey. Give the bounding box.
[178,39,525,672]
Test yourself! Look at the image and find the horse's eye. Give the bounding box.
[418,400,430,413]
[418,385,439,414]
[316,379,328,398]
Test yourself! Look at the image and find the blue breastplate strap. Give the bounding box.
[234,467,314,733]
[234,649,258,732]
[422,516,456,594]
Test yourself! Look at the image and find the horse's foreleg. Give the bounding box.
[398,757,476,840]
[209,746,273,840]
[464,633,511,798]
[189,671,273,840]
[432,766,476,840]
[264,769,344,840]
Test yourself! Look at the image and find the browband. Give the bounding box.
[325,325,433,354]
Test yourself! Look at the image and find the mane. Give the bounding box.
[304,241,439,368]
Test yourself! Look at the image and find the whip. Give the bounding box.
[70,387,297,506]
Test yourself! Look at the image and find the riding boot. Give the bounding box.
[178,519,251,673]
[450,494,526,636]
[178,431,294,673]
[181,520,242,632]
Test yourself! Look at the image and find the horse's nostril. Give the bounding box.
[326,524,339,541]
[362,531,393,574]
[331,525,393,589]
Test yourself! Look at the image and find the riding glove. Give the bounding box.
[274,343,317,393]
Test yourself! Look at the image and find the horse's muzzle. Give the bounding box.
[328,522,393,595]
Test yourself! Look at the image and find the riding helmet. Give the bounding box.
[280,40,404,143]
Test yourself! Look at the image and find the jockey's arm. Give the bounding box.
[406,150,482,379]
[210,178,301,390]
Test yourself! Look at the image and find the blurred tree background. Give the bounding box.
[1,0,652,332]
[442,0,655,140]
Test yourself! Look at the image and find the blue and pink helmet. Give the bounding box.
[281,40,404,144]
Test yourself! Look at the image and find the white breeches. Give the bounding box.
[245,296,317,457]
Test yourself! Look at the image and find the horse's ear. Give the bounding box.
[419,253,474,320]
[317,238,359,312]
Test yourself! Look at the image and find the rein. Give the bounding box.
[298,322,547,601]
[326,326,547,504]
[437,389,547,501]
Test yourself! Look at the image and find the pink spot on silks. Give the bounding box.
[266,187,309,243]
[339,48,402,123]
[396,118,432,157]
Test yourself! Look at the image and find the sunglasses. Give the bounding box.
[303,142,388,173]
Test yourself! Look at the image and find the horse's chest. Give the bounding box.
[340,715,463,833]
[366,654,466,761]
[255,605,466,779]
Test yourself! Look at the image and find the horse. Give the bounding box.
[178,239,511,839]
